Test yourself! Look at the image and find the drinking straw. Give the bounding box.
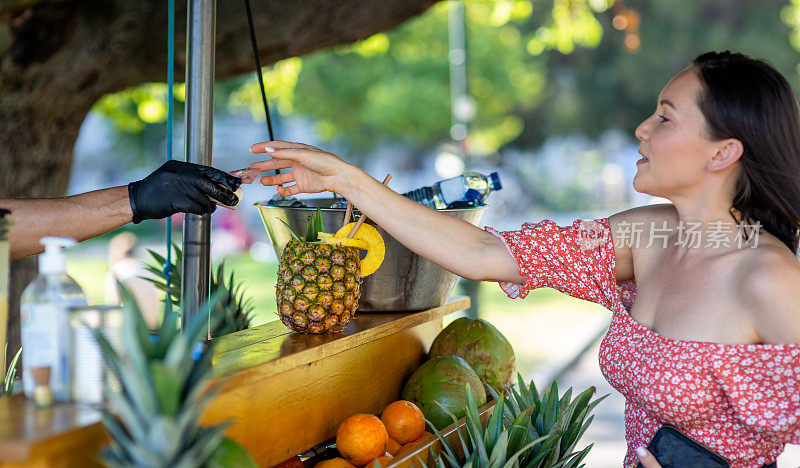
[342,202,354,229]
[347,174,392,239]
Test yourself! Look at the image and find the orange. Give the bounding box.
[386,436,401,456]
[364,453,393,468]
[315,458,357,468]
[336,414,389,466]
[380,400,425,444]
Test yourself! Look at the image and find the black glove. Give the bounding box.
[128,160,242,224]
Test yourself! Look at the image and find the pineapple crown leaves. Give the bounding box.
[278,207,326,242]
[2,345,21,396]
[428,385,550,468]
[91,282,238,467]
[431,375,606,468]
[143,244,254,337]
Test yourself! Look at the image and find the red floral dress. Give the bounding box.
[486,218,800,468]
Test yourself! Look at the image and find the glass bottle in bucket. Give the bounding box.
[402,171,502,209]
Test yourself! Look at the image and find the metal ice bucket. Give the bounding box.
[255,199,486,311]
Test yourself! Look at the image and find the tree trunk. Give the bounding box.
[0,0,436,359]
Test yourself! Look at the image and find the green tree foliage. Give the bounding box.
[92,0,800,155]
[515,0,800,147]
[93,0,613,154]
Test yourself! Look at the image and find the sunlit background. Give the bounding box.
[64,1,800,463]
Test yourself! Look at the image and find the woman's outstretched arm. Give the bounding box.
[249,141,525,284]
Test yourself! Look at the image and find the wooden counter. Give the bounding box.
[202,297,470,466]
[0,298,469,467]
[0,396,106,467]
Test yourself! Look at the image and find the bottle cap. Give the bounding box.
[464,189,485,205]
[489,172,502,191]
[39,237,77,275]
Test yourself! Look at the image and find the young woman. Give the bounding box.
[248,51,800,467]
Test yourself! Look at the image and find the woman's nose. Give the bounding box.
[635,118,650,141]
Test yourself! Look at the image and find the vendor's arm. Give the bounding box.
[250,141,524,284]
[3,160,241,259]
[3,186,132,259]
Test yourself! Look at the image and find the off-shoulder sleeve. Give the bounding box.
[710,346,800,443]
[484,218,618,310]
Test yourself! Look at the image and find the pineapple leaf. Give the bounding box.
[463,385,490,465]
[2,346,21,395]
[104,386,148,443]
[150,362,182,417]
[488,430,510,468]
[315,207,326,235]
[278,218,302,241]
[425,414,462,464]
[504,435,551,468]
[485,395,506,452]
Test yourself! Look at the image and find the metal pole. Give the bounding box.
[448,0,480,319]
[448,0,469,165]
[182,0,216,330]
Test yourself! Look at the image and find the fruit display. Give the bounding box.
[276,209,385,334]
[428,317,516,392]
[311,400,426,467]
[400,355,487,430]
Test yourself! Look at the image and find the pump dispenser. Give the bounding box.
[20,236,87,401]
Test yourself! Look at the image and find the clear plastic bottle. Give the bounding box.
[402,171,502,209]
[20,237,87,401]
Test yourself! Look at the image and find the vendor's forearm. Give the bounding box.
[3,186,133,259]
[336,166,513,282]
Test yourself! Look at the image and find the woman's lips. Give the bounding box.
[636,157,649,165]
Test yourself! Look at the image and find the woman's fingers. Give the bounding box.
[635,447,662,468]
[250,140,318,153]
[259,171,295,187]
[248,158,293,172]
[277,184,301,197]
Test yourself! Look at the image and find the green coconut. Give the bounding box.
[401,355,487,430]
[428,317,515,392]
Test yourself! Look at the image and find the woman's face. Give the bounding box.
[633,68,718,198]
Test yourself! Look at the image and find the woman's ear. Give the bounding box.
[709,138,743,172]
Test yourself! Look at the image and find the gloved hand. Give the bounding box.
[128,160,242,223]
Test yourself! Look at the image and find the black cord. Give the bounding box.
[243,0,275,141]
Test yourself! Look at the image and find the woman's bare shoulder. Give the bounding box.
[608,203,678,227]
[606,203,677,282]
[737,243,800,344]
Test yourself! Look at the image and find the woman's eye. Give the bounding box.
[658,114,669,122]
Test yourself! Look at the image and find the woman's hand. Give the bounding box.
[249,141,353,197]
[635,447,663,468]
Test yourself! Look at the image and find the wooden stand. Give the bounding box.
[0,298,471,467]
[202,297,470,466]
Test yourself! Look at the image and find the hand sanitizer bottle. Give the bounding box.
[20,237,87,401]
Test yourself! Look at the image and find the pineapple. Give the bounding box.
[276,209,384,334]
[93,285,257,467]
[145,245,255,337]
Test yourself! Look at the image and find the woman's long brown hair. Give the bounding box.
[693,51,800,254]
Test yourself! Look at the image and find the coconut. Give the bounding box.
[400,355,487,430]
[428,317,515,392]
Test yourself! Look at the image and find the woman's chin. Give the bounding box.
[632,179,659,197]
